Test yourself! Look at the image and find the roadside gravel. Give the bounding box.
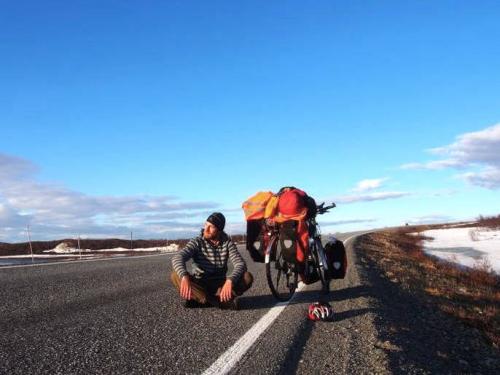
[355,233,500,374]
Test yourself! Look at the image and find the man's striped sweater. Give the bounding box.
[172,232,247,283]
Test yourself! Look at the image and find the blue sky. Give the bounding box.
[1,1,499,241]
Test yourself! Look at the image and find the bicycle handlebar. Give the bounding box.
[316,202,336,215]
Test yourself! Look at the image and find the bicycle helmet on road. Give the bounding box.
[307,302,334,321]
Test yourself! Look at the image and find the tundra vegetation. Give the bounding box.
[358,215,500,349]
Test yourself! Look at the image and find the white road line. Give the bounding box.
[203,235,359,375]
[0,252,173,270]
[202,283,306,375]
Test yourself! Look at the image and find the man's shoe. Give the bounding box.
[183,299,205,308]
[219,298,239,311]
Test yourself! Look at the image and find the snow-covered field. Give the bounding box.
[43,242,180,254]
[421,227,500,274]
[0,242,179,266]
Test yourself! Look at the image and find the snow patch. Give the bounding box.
[421,227,500,274]
[0,243,180,266]
[41,243,180,254]
[51,242,79,253]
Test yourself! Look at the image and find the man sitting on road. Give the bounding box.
[171,212,253,309]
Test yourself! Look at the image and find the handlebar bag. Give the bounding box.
[324,238,347,279]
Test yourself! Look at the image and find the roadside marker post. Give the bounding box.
[26,225,34,265]
[78,235,81,260]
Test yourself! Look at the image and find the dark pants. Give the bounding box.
[170,271,253,305]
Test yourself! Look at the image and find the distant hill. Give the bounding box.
[0,238,187,256]
[0,234,246,256]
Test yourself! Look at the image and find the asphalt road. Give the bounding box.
[0,232,388,374]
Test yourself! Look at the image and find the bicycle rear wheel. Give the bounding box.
[265,236,298,301]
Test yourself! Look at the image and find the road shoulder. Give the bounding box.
[355,232,500,374]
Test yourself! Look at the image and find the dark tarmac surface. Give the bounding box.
[0,233,391,374]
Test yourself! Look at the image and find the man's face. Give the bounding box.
[203,221,219,240]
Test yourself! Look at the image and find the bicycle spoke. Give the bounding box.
[266,235,298,302]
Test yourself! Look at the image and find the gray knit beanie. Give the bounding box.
[206,212,226,231]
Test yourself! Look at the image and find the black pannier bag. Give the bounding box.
[279,220,298,264]
[246,219,265,262]
[302,257,320,284]
[324,238,347,279]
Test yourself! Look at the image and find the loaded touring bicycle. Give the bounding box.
[243,187,347,301]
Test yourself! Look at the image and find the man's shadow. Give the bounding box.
[238,284,372,311]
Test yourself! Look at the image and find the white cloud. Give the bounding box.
[0,202,30,228]
[336,191,411,204]
[400,160,464,170]
[352,178,388,192]
[426,189,458,198]
[400,123,500,189]
[0,153,38,180]
[459,167,500,190]
[0,152,221,242]
[318,218,377,226]
[328,178,409,205]
[406,214,455,225]
[430,123,500,165]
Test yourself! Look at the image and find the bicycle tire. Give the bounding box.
[311,239,330,294]
[265,235,298,301]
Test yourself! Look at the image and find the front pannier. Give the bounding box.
[324,238,347,279]
[302,257,320,284]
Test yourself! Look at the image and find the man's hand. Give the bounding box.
[220,279,233,302]
[180,275,192,300]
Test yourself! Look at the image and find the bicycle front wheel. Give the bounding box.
[311,240,329,294]
[265,236,298,301]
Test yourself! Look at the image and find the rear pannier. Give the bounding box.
[279,220,298,264]
[324,238,347,279]
[274,187,311,263]
[246,219,266,263]
[243,187,317,265]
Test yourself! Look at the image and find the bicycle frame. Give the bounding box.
[308,218,329,273]
[264,231,278,263]
[263,202,336,300]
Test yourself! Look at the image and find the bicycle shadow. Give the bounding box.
[238,285,372,311]
[276,306,377,374]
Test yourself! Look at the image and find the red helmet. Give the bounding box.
[307,302,334,321]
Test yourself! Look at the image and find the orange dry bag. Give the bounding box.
[242,191,274,220]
